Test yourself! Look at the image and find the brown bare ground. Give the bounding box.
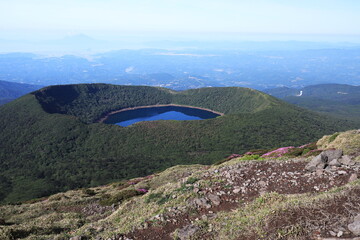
[125,159,360,240]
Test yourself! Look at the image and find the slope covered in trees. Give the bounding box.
[0,84,358,203]
[265,84,360,120]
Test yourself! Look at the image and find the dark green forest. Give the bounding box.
[283,96,360,121]
[0,84,358,203]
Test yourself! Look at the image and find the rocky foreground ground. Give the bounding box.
[1,130,360,240]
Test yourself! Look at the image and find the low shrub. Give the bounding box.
[302,148,310,155]
[186,177,199,185]
[328,133,340,143]
[82,188,96,196]
[145,193,163,203]
[303,149,322,157]
[111,180,129,190]
[283,148,304,157]
[245,149,273,156]
[145,192,170,205]
[213,158,230,165]
[99,189,145,206]
[214,154,242,165]
[306,142,317,150]
[298,142,317,150]
[176,183,194,193]
[240,154,264,161]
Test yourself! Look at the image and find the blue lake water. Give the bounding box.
[104,106,220,127]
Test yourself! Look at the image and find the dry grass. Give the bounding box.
[0,164,206,239]
[203,180,360,240]
[317,129,360,157]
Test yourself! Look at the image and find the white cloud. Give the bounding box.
[125,66,134,73]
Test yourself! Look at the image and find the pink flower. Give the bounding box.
[262,146,295,158]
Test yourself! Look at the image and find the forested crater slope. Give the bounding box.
[33,84,277,123]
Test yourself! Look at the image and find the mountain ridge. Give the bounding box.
[33,84,277,123]
[0,80,42,105]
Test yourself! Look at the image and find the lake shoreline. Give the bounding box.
[97,104,224,123]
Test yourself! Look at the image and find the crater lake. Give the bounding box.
[103,105,221,127]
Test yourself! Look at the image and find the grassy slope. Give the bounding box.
[0,84,358,203]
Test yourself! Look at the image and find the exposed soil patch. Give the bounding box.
[124,159,360,240]
[260,188,360,240]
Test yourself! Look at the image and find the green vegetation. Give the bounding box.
[176,183,194,193]
[317,129,360,159]
[145,192,171,205]
[284,96,360,121]
[1,136,360,240]
[34,84,173,123]
[328,132,340,143]
[82,188,96,196]
[268,84,360,121]
[239,154,264,161]
[99,189,145,206]
[185,177,199,185]
[0,84,359,203]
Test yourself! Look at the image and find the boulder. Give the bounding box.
[349,173,358,183]
[306,149,344,172]
[323,149,343,161]
[339,155,355,166]
[177,224,200,240]
[349,222,360,236]
[305,154,326,172]
[207,193,221,206]
[328,159,341,167]
[193,198,211,209]
[348,214,360,236]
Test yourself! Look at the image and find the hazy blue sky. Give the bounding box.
[1,0,360,41]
